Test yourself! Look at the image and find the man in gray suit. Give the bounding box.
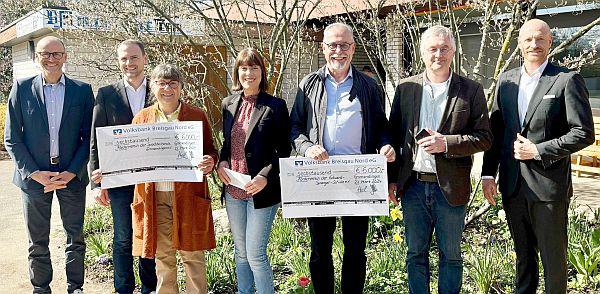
[89,39,157,294]
[4,36,93,294]
[388,25,492,293]
[482,19,595,293]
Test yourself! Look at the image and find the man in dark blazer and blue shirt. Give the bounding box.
[4,36,94,294]
[89,40,157,294]
[388,25,492,293]
[482,19,595,293]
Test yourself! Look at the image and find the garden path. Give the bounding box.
[0,160,107,293]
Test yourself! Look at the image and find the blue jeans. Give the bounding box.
[225,193,279,294]
[109,186,157,294]
[401,179,466,294]
[22,185,86,294]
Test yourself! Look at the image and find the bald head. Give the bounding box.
[36,36,66,52]
[518,19,552,71]
[35,36,67,83]
[519,19,551,40]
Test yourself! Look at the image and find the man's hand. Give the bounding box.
[380,145,396,162]
[198,155,215,174]
[50,171,76,184]
[305,145,329,161]
[93,189,110,206]
[216,161,231,185]
[417,129,447,154]
[91,169,102,184]
[388,183,399,205]
[482,178,498,206]
[245,175,267,196]
[514,133,539,160]
[43,183,67,193]
[31,171,60,186]
[43,171,76,192]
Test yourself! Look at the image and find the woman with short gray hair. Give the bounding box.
[131,63,219,294]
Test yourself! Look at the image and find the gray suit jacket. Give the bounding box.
[89,80,153,189]
[482,62,595,201]
[388,73,492,206]
[4,74,94,190]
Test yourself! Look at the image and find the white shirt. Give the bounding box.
[124,78,147,116]
[518,59,548,128]
[413,72,451,173]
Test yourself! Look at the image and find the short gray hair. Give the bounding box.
[419,25,456,53]
[150,63,183,83]
[323,22,355,42]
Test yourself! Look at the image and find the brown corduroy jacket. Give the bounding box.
[131,102,218,258]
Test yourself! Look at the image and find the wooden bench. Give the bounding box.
[572,116,600,177]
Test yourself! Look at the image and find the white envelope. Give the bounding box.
[223,168,251,190]
[542,94,556,99]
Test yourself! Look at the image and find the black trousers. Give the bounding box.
[307,216,369,294]
[504,179,569,294]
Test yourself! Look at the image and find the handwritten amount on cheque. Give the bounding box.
[294,169,383,187]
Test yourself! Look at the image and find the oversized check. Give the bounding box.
[279,154,389,218]
[96,121,203,189]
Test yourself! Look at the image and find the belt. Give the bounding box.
[413,171,437,183]
[50,156,60,165]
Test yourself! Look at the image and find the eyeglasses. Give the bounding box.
[426,47,452,55]
[323,42,354,51]
[36,51,65,59]
[154,80,180,89]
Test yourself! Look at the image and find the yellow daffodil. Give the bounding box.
[390,207,402,221]
[393,232,402,243]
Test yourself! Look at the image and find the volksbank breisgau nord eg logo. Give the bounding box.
[113,129,124,136]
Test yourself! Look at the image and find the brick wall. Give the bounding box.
[384,18,404,114]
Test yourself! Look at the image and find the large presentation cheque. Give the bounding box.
[96,121,203,189]
[279,155,389,218]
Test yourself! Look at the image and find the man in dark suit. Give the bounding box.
[4,36,93,294]
[482,19,595,293]
[89,39,157,294]
[388,25,492,293]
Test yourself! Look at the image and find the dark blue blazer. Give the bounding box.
[4,74,94,190]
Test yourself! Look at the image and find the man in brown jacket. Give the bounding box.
[387,25,492,293]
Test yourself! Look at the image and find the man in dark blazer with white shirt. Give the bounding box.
[482,19,595,294]
[89,39,157,294]
[5,36,93,294]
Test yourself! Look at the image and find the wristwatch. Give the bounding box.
[533,154,541,161]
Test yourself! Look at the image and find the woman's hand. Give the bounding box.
[245,175,267,195]
[198,155,215,174]
[216,161,231,185]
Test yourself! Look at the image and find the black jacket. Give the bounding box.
[482,63,594,201]
[220,91,291,209]
[89,80,153,189]
[290,65,391,156]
